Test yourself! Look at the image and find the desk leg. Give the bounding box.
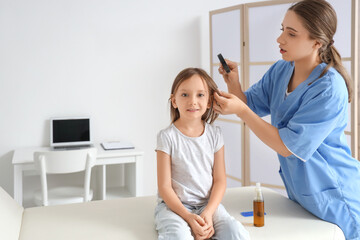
[135,155,143,196]
[125,156,143,197]
[13,165,23,206]
[99,165,106,200]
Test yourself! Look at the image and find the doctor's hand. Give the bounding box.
[213,90,247,117]
[218,59,240,86]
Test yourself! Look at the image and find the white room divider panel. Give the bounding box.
[210,0,358,192]
[248,64,283,189]
[214,120,243,188]
[210,6,243,121]
[210,5,244,187]
[326,0,358,157]
[244,1,294,190]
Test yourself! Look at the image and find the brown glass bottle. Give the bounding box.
[253,200,264,227]
[253,183,264,227]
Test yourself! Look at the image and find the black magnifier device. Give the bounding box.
[217,53,231,73]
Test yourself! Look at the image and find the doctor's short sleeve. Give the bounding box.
[156,130,171,156]
[278,80,347,162]
[244,61,279,117]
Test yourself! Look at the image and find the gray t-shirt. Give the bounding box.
[156,123,224,206]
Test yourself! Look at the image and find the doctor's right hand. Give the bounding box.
[213,90,247,117]
[218,59,240,86]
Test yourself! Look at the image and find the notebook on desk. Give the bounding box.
[101,141,134,150]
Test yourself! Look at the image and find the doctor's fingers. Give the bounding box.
[212,98,223,112]
[225,59,238,70]
[213,102,222,114]
[212,95,224,108]
[214,92,223,101]
[218,58,237,70]
[218,59,238,73]
[214,92,232,105]
[215,98,241,116]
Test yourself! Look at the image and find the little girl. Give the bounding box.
[155,68,250,240]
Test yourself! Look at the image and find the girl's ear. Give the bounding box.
[171,94,177,108]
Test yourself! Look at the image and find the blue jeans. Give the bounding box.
[154,202,250,240]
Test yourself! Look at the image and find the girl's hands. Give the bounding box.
[218,59,240,86]
[200,210,214,239]
[213,90,247,117]
[185,213,212,240]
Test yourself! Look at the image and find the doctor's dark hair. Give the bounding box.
[289,0,352,102]
[169,68,219,124]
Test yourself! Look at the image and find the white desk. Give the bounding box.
[12,144,144,206]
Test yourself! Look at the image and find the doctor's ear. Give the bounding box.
[314,40,323,50]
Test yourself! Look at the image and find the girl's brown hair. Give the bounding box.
[170,68,219,124]
[289,0,352,102]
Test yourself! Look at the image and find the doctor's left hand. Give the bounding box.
[213,90,246,117]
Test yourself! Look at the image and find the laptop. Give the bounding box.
[50,117,92,149]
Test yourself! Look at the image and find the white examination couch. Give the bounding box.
[0,186,344,240]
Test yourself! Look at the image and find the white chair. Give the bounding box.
[33,148,97,206]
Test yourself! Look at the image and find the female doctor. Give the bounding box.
[213,0,360,239]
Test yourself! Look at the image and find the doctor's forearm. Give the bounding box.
[226,81,247,104]
[238,106,292,157]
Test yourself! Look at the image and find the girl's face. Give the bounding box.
[277,10,321,63]
[171,75,210,121]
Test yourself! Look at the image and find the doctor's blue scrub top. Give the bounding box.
[245,60,360,239]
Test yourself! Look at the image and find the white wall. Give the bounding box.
[1,0,271,200]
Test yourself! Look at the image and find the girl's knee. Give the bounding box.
[157,226,193,240]
[214,218,250,240]
[155,203,194,240]
[157,220,193,240]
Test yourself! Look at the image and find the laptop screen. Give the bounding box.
[50,118,91,147]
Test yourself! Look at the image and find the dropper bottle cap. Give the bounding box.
[255,182,263,201]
